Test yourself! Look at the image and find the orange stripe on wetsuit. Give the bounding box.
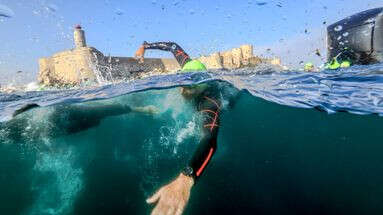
[188,95,221,179]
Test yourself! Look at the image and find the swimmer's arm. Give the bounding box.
[134,41,190,66]
[136,41,172,60]
[187,96,221,180]
[146,173,194,215]
[187,126,218,179]
[146,96,220,215]
[142,41,176,52]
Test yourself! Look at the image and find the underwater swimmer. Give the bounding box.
[3,103,158,142]
[135,42,221,215]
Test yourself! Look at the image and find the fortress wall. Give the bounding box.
[38,57,53,85]
[51,48,97,85]
[38,47,100,86]
[220,51,234,69]
[37,26,285,86]
[197,53,223,70]
[100,57,180,81]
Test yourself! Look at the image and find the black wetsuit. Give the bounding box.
[143,41,191,67]
[142,41,221,180]
[188,85,221,179]
[1,104,133,143]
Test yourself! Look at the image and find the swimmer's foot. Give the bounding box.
[132,105,159,115]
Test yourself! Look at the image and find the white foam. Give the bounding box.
[27,146,83,215]
[176,119,197,144]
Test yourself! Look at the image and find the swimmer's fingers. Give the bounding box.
[150,195,172,215]
[175,201,186,215]
[147,188,162,204]
[166,207,175,215]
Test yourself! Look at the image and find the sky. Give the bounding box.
[0,0,382,85]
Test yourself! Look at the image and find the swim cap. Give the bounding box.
[340,61,351,68]
[181,60,207,72]
[325,58,341,70]
[304,62,314,71]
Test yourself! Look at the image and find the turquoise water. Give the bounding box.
[1,66,383,214]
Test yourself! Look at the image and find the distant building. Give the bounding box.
[38,26,281,86]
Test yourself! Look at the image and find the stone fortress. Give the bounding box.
[38,25,282,86]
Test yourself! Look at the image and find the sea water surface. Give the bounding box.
[1,64,383,215]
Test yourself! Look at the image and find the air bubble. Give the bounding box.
[337,36,342,41]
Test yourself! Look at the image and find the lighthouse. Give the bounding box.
[74,24,87,48]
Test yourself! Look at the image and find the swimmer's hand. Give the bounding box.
[131,105,159,115]
[147,173,194,215]
[134,45,145,63]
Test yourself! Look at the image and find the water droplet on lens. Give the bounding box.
[115,8,124,16]
[334,25,343,31]
[0,4,14,18]
[189,9,195,15]
[151,0,157,5]
[342,32,349,37]
[45,4,58,13]
[255,1,267,6]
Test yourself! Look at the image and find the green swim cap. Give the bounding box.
[325,58,341,70]
[340,61,351,68]
[181,60,207,72]
[304,62,314,71]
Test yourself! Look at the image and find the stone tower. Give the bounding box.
[74,24,87,48]
[240,44,253,60]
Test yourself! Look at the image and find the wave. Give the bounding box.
[1,64,383,122]
[1,64,383,214]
